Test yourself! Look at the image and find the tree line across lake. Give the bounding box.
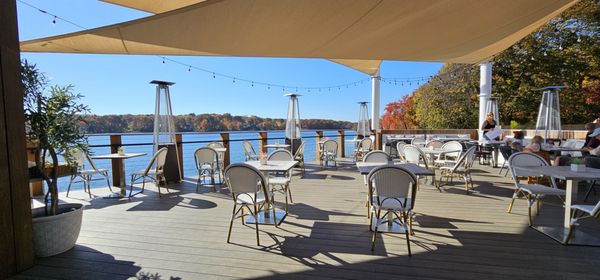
[82,113,355,134]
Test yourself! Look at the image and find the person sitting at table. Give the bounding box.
[584,128,600,156]
[481,112,498,140]
[584,122,600,148]
[524,135,544,152]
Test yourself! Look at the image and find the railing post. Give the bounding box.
[316,130,323,161]
[110,134,122,187]
[176,133,184,178]
[220,132,230,168]
[337,130,345,158]
[375,130,383,150]
[26,143,43,196]
[258,132,268,154]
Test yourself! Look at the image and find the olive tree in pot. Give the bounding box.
[22,60,90,257]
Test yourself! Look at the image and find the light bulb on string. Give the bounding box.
[232,78,235,83]
[251,82,254,87]
[212,72,215,78]
[162,57,165,64]
[187,66,191,72]
[52,16,56,25]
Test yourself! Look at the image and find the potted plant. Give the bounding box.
[117,146,126,156]
[570,157,586,172]
[22,60,90,257]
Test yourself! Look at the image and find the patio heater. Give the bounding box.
[357,102,370,139]
[151,80,181,183]
[284,93,302,156]
[483,97,500,126]
[535,86,564,140]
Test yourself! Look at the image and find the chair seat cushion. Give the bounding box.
[571,204,596,215]
[517,184,566,195]
[371,196,412,211]
[131,169,162,177]
[268,177,290,185]
[79,168,108,175]
[235,192,266,205]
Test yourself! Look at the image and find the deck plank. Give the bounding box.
[21,161,600,280]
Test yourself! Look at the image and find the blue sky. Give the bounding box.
[16,0,443,122]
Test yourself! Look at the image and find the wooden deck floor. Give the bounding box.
[16,160,600,280]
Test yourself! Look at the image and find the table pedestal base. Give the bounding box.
[245,210,287,226]
[532,225,600,246]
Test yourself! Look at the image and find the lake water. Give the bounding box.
[56,130,357,192]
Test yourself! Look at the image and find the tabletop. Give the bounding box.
[246,160,298,172]
[478,140,506,145]
[420,148,461,155]
[91,153,146,159]
[513,165,600,180]
[356,162,434,176]
[264,144,290,148]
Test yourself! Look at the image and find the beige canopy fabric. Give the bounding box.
[21,0,577,75]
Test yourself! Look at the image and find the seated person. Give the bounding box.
[511,141,523,152]
[584,123,600,149]
[525,135,544,152]
[585,128,600,156]
[512,130,525,146]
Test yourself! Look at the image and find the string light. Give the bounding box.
[52,16,56,25]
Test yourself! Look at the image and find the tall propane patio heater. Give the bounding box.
[285,93,302,155]
[151,80,181,183]
[535,86,564,140]
[357,102,370,139]
[484,97,500,126]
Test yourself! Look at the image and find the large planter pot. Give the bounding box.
[32,203,84,257]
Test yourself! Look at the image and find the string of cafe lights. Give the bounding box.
[19,0,482,93]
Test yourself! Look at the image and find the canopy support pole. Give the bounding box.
[479,62,492,140]
[371,68,381,132]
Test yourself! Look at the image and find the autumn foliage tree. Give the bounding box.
[380,95,416,129]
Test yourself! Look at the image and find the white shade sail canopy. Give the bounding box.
[20,0,577,75]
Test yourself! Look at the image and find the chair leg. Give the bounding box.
[403,212,412,257]
[565,209,577,244]
[371,209,381,251]
[66,175,75,197]
[287,184,293,203]
[227,204,236,243]
[584,181,597,202]
[527,195,533,226]
[272,200,278,228]
[254,204,260,246]
[86,178,92,198]
[507,191,518,213]
[104,172,113,192]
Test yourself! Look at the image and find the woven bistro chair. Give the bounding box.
[267,149,295,211]
[66,149,112,198]
[129,147,169,198]
[194,147,220,191]
[367,166,417,256]
[224,163,276,246]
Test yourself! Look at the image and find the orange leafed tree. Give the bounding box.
[380,95,416,129]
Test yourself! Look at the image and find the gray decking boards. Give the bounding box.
[17,161,600,280]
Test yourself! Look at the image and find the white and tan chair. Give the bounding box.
[362,150,392,216]
[507,152,566,225]
[321,139,338,167]
[438,146,477,194]
[293,141,305,176]
[566,200,600,244]
[129,147,169,198]
[224,163,276,246]
[396,141,407,162]
[242,140,259,161]
[194,147,219,191]
[354,137,373,162]
[267,149,294,211]
[367,165,417,256]
[207,141,225,180]
[425,139,444,149]
[66,149,111,198]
